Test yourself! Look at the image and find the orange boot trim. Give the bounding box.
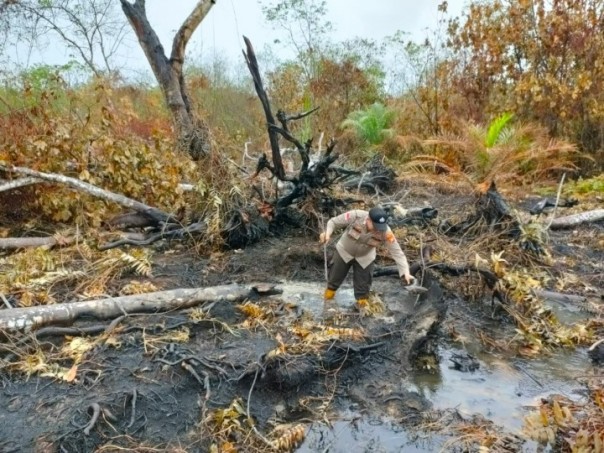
[324,288,336,300]
[356,298,369,308]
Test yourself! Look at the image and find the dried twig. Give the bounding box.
[546,172,566,230]
[83,403,101,436]
[247,367,273,448]
[127,389,137,429]
[0,293,13,309]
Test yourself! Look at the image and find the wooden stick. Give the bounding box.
[546,173,566,230]
[0,236,76,250]
[0,292,13,309]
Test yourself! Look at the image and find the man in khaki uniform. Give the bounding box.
[319,207,413,309]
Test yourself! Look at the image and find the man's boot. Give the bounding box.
[324,288,336,300]
[355,298,369,311]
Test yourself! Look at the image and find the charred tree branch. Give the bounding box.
[98,222,206,250]
[243,36,285,180]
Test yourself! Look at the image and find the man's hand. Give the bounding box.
[319,232,330,244]
[403,274,415,285]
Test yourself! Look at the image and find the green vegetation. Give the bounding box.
[341,102,395,146]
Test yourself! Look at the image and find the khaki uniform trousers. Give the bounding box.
[327,249,374,300]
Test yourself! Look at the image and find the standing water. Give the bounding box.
[274,281,596,450]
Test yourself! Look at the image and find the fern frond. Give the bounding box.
[119,250,153,277]
[270,424,306,452]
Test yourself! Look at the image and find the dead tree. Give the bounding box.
[120,0,213,159]
[222,38,400,249]
[216,37,342,249]
[243,36,339,207]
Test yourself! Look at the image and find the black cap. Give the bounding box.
[369,207,388,231]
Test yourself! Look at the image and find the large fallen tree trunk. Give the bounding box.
[0,235,76,250]
[0,283,281,333]
[0,177,39,192]
[549,209,604,229]
[0,164,174,224]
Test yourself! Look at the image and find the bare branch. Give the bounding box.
[0,177,40,192]
[171,0,215,65]
[0,164,174,224]
[243,36,286,180]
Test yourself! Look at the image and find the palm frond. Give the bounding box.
[485,112,514,148]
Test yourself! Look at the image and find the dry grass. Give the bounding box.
[0,242,158,307]
[522,381,604,452]
[408,120,580,189]
[415,409,523,452]
[197,397,306,453]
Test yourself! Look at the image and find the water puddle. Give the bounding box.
[275,280,356,317]
[272,281,597,449]
[297,417,443,452]
[294,347,594,452]
[411,346,594,433]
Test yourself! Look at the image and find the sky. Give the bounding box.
[6,0,468,80]
[144,0,467,69]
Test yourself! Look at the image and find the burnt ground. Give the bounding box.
[0,236,447,453]
[0,187,602,453]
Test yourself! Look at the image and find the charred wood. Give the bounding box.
[529,197,579,215]
[98,222,206,251]
[342,157,397,194]
[105,212,159,229]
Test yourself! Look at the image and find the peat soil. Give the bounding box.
[0,189,602,453]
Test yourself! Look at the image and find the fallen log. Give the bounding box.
[548,209,604,229]
[0,164,174,224]
[529,197,578,215]
[533,290,587,305]
[0,283,281,333]
[0,235,76,250]
[105,212,158,229]
[0,177,40,192]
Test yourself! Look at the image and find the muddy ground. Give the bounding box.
[0,187,602,453]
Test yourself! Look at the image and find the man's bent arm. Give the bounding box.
[385,233,411,277]
[326,210,364,237]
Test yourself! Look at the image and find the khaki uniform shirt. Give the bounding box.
[325,209,410,276]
